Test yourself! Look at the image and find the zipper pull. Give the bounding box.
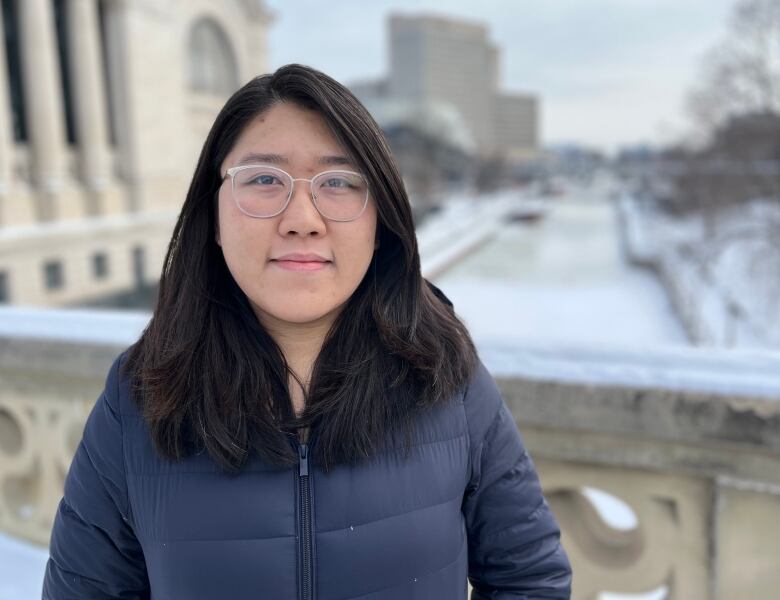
[299,443,309,477]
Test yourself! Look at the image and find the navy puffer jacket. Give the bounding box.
[43,352,571,599]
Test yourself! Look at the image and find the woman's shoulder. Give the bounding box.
[67,349,140,518]
[460,356,508,444]
[421,281,502,437]
[91,348,145,438]
[103,348,135,409]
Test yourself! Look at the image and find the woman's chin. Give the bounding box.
[252,302,344,328]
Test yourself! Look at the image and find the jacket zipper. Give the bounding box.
[298,442,314,600]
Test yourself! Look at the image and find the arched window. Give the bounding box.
[188,18,239,94]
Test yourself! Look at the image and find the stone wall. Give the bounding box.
[495,375,780,599]
[2,335,779,599]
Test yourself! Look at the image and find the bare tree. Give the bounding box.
[674,0,780,219]
[646,0,780,346]
[688,0,780,130]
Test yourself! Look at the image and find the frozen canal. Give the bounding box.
[434,180,689,349]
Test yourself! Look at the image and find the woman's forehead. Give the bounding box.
[240,104,336,145]
[231,152,353,169]
[225,105,354,169]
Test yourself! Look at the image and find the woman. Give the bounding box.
[43,64,571,599]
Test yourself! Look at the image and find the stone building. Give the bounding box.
[0,0,272,306]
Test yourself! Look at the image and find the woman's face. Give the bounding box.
[216,102,378,331]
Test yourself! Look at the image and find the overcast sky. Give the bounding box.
[265,0,738,153]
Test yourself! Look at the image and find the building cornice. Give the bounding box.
[238,0,275,24]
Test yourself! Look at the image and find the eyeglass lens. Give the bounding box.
[232,166,368,221]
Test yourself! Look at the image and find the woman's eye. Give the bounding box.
[254,174,281,185]
[323,177,351,188]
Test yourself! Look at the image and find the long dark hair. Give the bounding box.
[124,64,476,473]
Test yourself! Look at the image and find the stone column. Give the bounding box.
[67,0,112,200]
[18,0,69,218]
[98,0,134,214]
[243,1,275,76]
[0,6,13,201]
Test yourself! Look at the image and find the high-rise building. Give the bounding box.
[385,13,539,161]
[388,15,498,153]
[0,0,272,306]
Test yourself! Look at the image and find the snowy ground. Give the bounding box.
[0,534,47,600]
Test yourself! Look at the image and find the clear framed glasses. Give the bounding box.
[223,164,369,222]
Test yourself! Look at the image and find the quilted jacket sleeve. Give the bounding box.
[42,354,150,599]
[462,359,571,599]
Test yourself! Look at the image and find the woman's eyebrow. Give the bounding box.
[236,152,287,165]
[318,155,351,166]
[233,153,352,167]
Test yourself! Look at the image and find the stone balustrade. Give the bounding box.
[2,333,779,599]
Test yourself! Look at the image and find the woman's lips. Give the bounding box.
[273,260,331,272]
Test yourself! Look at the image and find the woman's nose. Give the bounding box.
[277,180,327,236]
